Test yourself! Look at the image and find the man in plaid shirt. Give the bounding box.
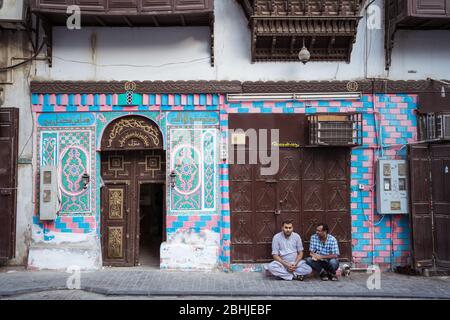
[306,223,340,281]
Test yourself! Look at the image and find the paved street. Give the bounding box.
[0,267,449,299]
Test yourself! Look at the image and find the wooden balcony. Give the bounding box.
[237,0,365,63]
[385,0,450,69]
[31,0,214,27]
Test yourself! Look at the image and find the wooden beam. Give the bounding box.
[328,36,336,54]
[290,36,297,54]
[151,16,160,27]
[95,16,107,27]
[271,36,277,56]
[123,16,133,27]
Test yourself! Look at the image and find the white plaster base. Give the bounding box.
[160,242,219,271]
[27,227,102,271]
[160,229,220,271]
[27,246,101,271]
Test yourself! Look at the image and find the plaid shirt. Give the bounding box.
[309,234,340,256]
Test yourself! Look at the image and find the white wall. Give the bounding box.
[33,0,450,82]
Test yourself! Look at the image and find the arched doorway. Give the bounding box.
[100,116,166,267]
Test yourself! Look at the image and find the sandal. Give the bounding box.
[320,272,329,281]
[329,274,338,281]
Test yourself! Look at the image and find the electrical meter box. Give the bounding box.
[39,166,59,220]
[376,160,409,214]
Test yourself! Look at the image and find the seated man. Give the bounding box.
[267,220,312,281]
[306,223,340,281]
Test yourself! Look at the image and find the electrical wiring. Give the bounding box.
[51,55,211,68]
[0,42,45,72]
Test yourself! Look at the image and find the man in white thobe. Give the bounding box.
[266,220,312,281]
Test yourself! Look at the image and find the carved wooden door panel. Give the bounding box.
[101,152,135,266]
[101,183,132,266]
[302,148,351,261]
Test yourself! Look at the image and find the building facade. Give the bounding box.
[1,0,449,272]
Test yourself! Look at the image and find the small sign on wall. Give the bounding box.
[231,132,246,145]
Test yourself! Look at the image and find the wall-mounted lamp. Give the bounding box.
[82,173,90,190]
[298,38,311,65]
[169,170,177,189]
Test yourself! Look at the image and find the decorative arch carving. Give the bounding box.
[101,116,163,151]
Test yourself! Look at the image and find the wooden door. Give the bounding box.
[134,150,166,265]
[430,144,450,269]
[101,152,135,266]
[409,143,450,270]
[101,182,132,266]
[409,144,434,269]
[0,108,18,263]
[101,150,165,266]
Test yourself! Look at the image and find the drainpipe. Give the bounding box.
[371,79,381,268]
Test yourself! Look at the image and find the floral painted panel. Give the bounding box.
[169,127,218,213]
[58,131,93,214]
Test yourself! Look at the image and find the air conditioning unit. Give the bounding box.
[418,112,450,141]
[0,0,26,29]
[308,113,363,146]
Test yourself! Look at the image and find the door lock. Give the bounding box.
[274,209,281,215]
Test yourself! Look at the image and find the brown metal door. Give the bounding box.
[230,147,351,263]
[430,144,450,269]
[230,151,299,263]
[229,114,351,263]
[0,108,18,263]
[302,148,352,261]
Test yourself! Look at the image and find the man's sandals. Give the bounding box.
[293,275,305,281]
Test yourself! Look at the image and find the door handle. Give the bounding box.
[274,209,281,215]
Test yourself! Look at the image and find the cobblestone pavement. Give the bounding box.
[0,268,449,299]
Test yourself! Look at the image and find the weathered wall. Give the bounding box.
[1,30,35,266]
[32,0,450,82]
[219,93,416,272]
[30,93,222,270]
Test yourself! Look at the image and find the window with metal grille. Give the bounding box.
[308,113,362,146]
[418,112,450,141]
